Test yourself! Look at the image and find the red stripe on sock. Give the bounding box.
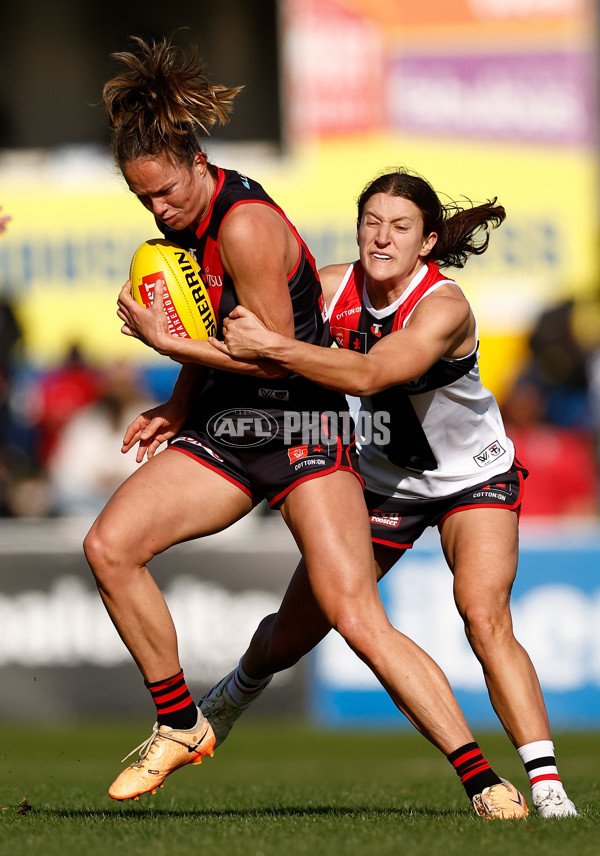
[451,748,482,770]
[531,773,561,785]
[233,675,267,696]
[150,670,184,691]
[461,761,492,782]
[153,686,188,704]
[157,699,195,715]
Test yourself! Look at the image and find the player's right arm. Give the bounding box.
[121,363,199,461]
[214,283,473,397]
[117,279,286,378]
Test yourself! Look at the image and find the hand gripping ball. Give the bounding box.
[129,239,216,340]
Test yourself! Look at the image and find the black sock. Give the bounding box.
[447,742,502,800]
[145,669,198,730]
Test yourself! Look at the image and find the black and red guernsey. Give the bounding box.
[161,166,341,414]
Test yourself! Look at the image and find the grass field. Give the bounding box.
[0,720,598,856]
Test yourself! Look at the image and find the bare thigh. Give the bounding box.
[440,508,519,624]
[279,470,380,629]
[85,448,254,566]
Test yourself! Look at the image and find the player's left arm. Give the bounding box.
[218,202,297,337]
[214,286,473,396]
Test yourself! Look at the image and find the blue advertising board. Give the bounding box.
[310,527,600,729]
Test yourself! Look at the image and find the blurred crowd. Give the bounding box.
[0,334,158,517]
[501,297,600,518]
[0,205,599,519]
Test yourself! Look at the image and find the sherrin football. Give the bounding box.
[129,239,216,340]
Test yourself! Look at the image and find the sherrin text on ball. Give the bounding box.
[129,239,216,340]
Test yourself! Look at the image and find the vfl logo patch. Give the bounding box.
[258,387,290,401]
[370,512,401,529]
[473,441,506,468]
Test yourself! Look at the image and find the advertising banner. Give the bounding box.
[0,515,303,719]
[311,527,600,729]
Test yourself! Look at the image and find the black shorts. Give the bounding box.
[169,406,363,507]
[366,459,528,550]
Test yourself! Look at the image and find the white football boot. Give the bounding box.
[533,784,579,818]
[199,670,272,748]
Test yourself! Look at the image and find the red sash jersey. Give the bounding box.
[327,260,516,500]
[160,167,343,415]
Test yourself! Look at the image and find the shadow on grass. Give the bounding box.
[41,805,467,821]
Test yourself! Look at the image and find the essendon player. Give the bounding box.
[85,40,509,814]
[211,169,577,818]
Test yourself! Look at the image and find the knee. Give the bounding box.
[83,521,127,588]
[461,602,514,654]
[334,608,382,660]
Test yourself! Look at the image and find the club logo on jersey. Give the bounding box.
[370,324,382,338]
[207,409,278,447]
[473,441,507,467]
[330,326,367,353]
[370,512,401,528]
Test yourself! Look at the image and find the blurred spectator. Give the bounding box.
[47,360,157,515]
[0,205,11,234]
[27,343,102,467]
[521,298,592,431]
[500,296,599,517]
[0,207,25,514]
[0,298,23,515]
[502,378,598,517]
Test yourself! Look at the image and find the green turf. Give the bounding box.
[0,721,597,856]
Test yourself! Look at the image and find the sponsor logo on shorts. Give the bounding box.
[206,409,278,448]
[473,441,506,467]
[258,387,290,401]
[288,445,309,463]
[294,458,327,471]
[472,490,507,502]
[288,445,329,471]
[370,512,401,528]
[175,435,224,462]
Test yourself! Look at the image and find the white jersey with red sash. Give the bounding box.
[327,261,514,500]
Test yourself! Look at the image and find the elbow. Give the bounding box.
[345,370,382,398]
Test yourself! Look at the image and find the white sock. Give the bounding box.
[226,660,273,705]
[517,740,565,800]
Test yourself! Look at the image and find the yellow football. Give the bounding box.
[129,239,216,340]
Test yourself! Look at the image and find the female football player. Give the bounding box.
[207,168,578,819]
[85,36,525,817]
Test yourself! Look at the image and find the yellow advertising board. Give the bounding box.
[0,133,596,402]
